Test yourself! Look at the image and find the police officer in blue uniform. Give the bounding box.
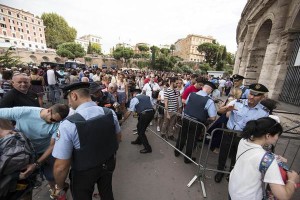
[214,83,269,183]
[231,74,249,99]
[52,82,121,200]
[175,81,217,164]
[123,89,154,154]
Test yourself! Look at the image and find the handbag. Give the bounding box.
[149,84,159,99]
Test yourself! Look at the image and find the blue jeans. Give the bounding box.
[48,84,60,103]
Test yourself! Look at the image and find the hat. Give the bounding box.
[89,82,104,94]
[133,88,142,93]
[232,74,244,80]
[62,82,90,99]
[249,83,269,95]
[204,81,217,90]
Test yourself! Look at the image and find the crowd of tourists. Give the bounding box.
[0,64,299,200]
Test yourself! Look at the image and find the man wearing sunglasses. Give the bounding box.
[0,103,69,198]
[214,83,269,183]
[0,72,39,108]
[231,74,249,99]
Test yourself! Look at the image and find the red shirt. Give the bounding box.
[144,78,158,84]
[182,85,201,100]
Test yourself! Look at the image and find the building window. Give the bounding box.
[41,40,43,43]
[12,20,14,24]
[14,27,16,30]
[28,37,30,41]
[17,14,20,18]
[26,24,28,28]
[22,43,25,46]
[20,22,22,26]
[2,17,5,21]
[0,23,6,28]
[33,26,35,30]
[3,31,6,36]
[8,19,10,22]
[21,29,23,32]
[18,28,21,31]
[29,44,32,47]
[38,21,40,25]
[0,9,3,12]
[5,39,10,42]
[32,19,34,23]
[41,46,44,49]
[24,17,27,20]
[27,30,29,34]
[14,41,17,44]
[34,32,36,36]
[13,33,16,38]
[8,11,11,15]
[21,35,23,39]
[35,39,37,42]
[35,45,38,48]
[39,28,41,31]
[40,33,42,37]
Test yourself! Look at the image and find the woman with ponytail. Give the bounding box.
[228,117,299,200]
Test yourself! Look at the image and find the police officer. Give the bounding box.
[214,83,269,183]
[52,82,121,200]
[123,89,154,154]
[175,81,217,164]
[231,74,249,99]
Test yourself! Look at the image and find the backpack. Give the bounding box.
[0,130,36,178]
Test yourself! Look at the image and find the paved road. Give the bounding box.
[32,100,300,200]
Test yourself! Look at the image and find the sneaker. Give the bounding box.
[157,126,160,132]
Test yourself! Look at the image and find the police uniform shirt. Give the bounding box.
[128,94,154,112]
[185,90,217,118]
[240,85,250,99]
[52,101,121,160]
[227,99,269,131]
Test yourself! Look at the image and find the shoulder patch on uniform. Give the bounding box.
[55,130,60,141]
[262,106,270,113]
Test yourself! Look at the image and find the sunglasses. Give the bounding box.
[13,72,28,76]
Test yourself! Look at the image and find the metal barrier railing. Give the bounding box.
[37,87,67,106]
[147,103,209,197]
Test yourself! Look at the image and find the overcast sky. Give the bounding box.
[2,0,247,54]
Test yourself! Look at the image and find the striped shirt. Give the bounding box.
[164,87,179,112]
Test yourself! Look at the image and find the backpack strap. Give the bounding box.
[259,152,275,199]
[236,147,257,162]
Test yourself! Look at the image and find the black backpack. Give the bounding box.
[0,130,36,178]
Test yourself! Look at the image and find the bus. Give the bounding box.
[64,60,86,69]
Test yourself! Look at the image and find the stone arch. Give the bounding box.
[55,57,62,63]
[286,3,300,30]
[239,26,248,42]
[245,19,272,84]
[42,56,49,62]
[291,9,300,30]
[29,55,37,63]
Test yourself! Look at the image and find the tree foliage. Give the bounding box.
[170,44,176,55]
[138,45,149,52]
[56,42,86,59]
[0,48,22,68]
[91,43,101,54]
[197,43,220,67]
[41,13,77,49]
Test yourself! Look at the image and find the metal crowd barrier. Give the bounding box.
[37,87,67,106]
[147,103,209,197]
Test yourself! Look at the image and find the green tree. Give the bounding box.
[170,44,176,56]
[87,42,92,54]
[150,46,159,69]
[160,48,171,55]
[138,45,149,52]
[56,42,86,59]
[197,43,220,67]
[226,52,235,65]
[0,48,22,68]
[91,43,101,54]
[222,46,227,61]
[216,60,225,71]
[112,47,134,66]
[41,13,77,49]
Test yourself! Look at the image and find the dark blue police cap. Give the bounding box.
[232,74,244,80]
[62,82,90,98]
[249,83,269,95]
[204,81,217,90]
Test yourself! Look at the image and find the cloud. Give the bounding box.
[2,0,247,53]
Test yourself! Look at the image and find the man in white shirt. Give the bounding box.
[92,70,101,82]
[142,74,160,104]
[47,65,61,104]
[218,77,226,96]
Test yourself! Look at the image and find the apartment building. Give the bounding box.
[0,4,47,51]
[174,34,214,62]
[75,34,102,52]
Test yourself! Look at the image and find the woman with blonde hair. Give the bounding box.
[116,73,128,113]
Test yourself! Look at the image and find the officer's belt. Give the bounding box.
[140,109,154,115]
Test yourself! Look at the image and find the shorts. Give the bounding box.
[117,92,126,104]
